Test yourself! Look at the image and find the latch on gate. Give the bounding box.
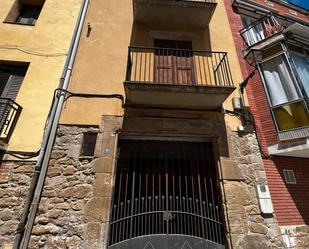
[163,211,174,221]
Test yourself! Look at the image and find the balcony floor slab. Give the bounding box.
[134,0,217,27]
[124,82,235,110]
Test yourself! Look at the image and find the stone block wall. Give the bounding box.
[28,117,122,249]
[0,112,293,249]
[29,125,98,248]
[223,132,284,249]
[0,161,35,248]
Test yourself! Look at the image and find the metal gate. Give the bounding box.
[109,140,224,249]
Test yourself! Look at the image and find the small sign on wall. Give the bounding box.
[256,184,274,214]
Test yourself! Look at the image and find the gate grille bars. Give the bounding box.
[109,141,224,246]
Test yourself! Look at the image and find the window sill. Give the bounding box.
[3,21,35,26]
[268,135,309,158]
[79,156,96,161]
[278,126,309,141]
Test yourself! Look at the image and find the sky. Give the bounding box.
[287,0,309,10]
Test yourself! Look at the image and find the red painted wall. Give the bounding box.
[223,0,309,226]
[264,158,309,225]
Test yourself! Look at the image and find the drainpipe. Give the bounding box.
[13,0,90,248]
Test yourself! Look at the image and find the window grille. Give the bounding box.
[283,169,297,184]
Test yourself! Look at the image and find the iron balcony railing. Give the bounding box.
[125,46,234,87]
[240,14,294,47]
[0,98,22,144]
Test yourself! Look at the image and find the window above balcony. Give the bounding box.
[240,14,309,60]
[124,40,235,109]
[133,0,217,27]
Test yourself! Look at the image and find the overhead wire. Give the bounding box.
[0,45,67,57]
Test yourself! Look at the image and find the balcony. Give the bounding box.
[133,0,217,27]
[240,14,309,57]
[124,46,235,109]
[0,98,22,148]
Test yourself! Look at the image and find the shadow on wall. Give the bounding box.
[129,21,212,50]
[270,157,309,225]
[120,108,230,158]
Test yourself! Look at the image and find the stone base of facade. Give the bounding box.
[1,111,302,249]
[0,160,36,248]
[225,133,283,249]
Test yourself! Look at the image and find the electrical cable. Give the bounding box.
[54,88,125,107]
[0,45,67,57]
[2,87,124,160]
[5,150,40,159]
[222,108,270,159]
[246,110,270,159]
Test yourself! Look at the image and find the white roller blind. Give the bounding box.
[260,54,301,106]
[291,52,309,97]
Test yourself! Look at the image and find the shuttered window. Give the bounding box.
[0,66,27,100]
[0,72,11,96]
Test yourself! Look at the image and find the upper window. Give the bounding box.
[258,46,309,132]
[0,65,27,100]
[241,16,265,46]
[290,51,309,98]
[260,53,302,107]
[4,0,45,26]
[240,15,286,48]
[0,64,27,143]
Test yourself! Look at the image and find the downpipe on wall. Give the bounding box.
[13,0,90,248]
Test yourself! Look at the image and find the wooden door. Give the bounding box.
[154,39,195,85]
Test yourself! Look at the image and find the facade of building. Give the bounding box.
[0,0,84,248]
[13,0,286,248]
[1,0,308,249]
[223,0,309,248]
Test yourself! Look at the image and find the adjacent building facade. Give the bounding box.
[224,0,309,248]
[0,0,308,249]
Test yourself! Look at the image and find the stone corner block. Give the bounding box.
[93,157,114,174]
[220,159,242,180]
[85,197,111,223]
[100,116,123,133]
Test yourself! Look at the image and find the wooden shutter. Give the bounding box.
[1,69,25,100]
[0,67,25,140]
[154,39,195,84]
[0,71,11,96]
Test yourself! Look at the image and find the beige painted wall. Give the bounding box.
[61,0,246,131]
[0,0,83,152]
